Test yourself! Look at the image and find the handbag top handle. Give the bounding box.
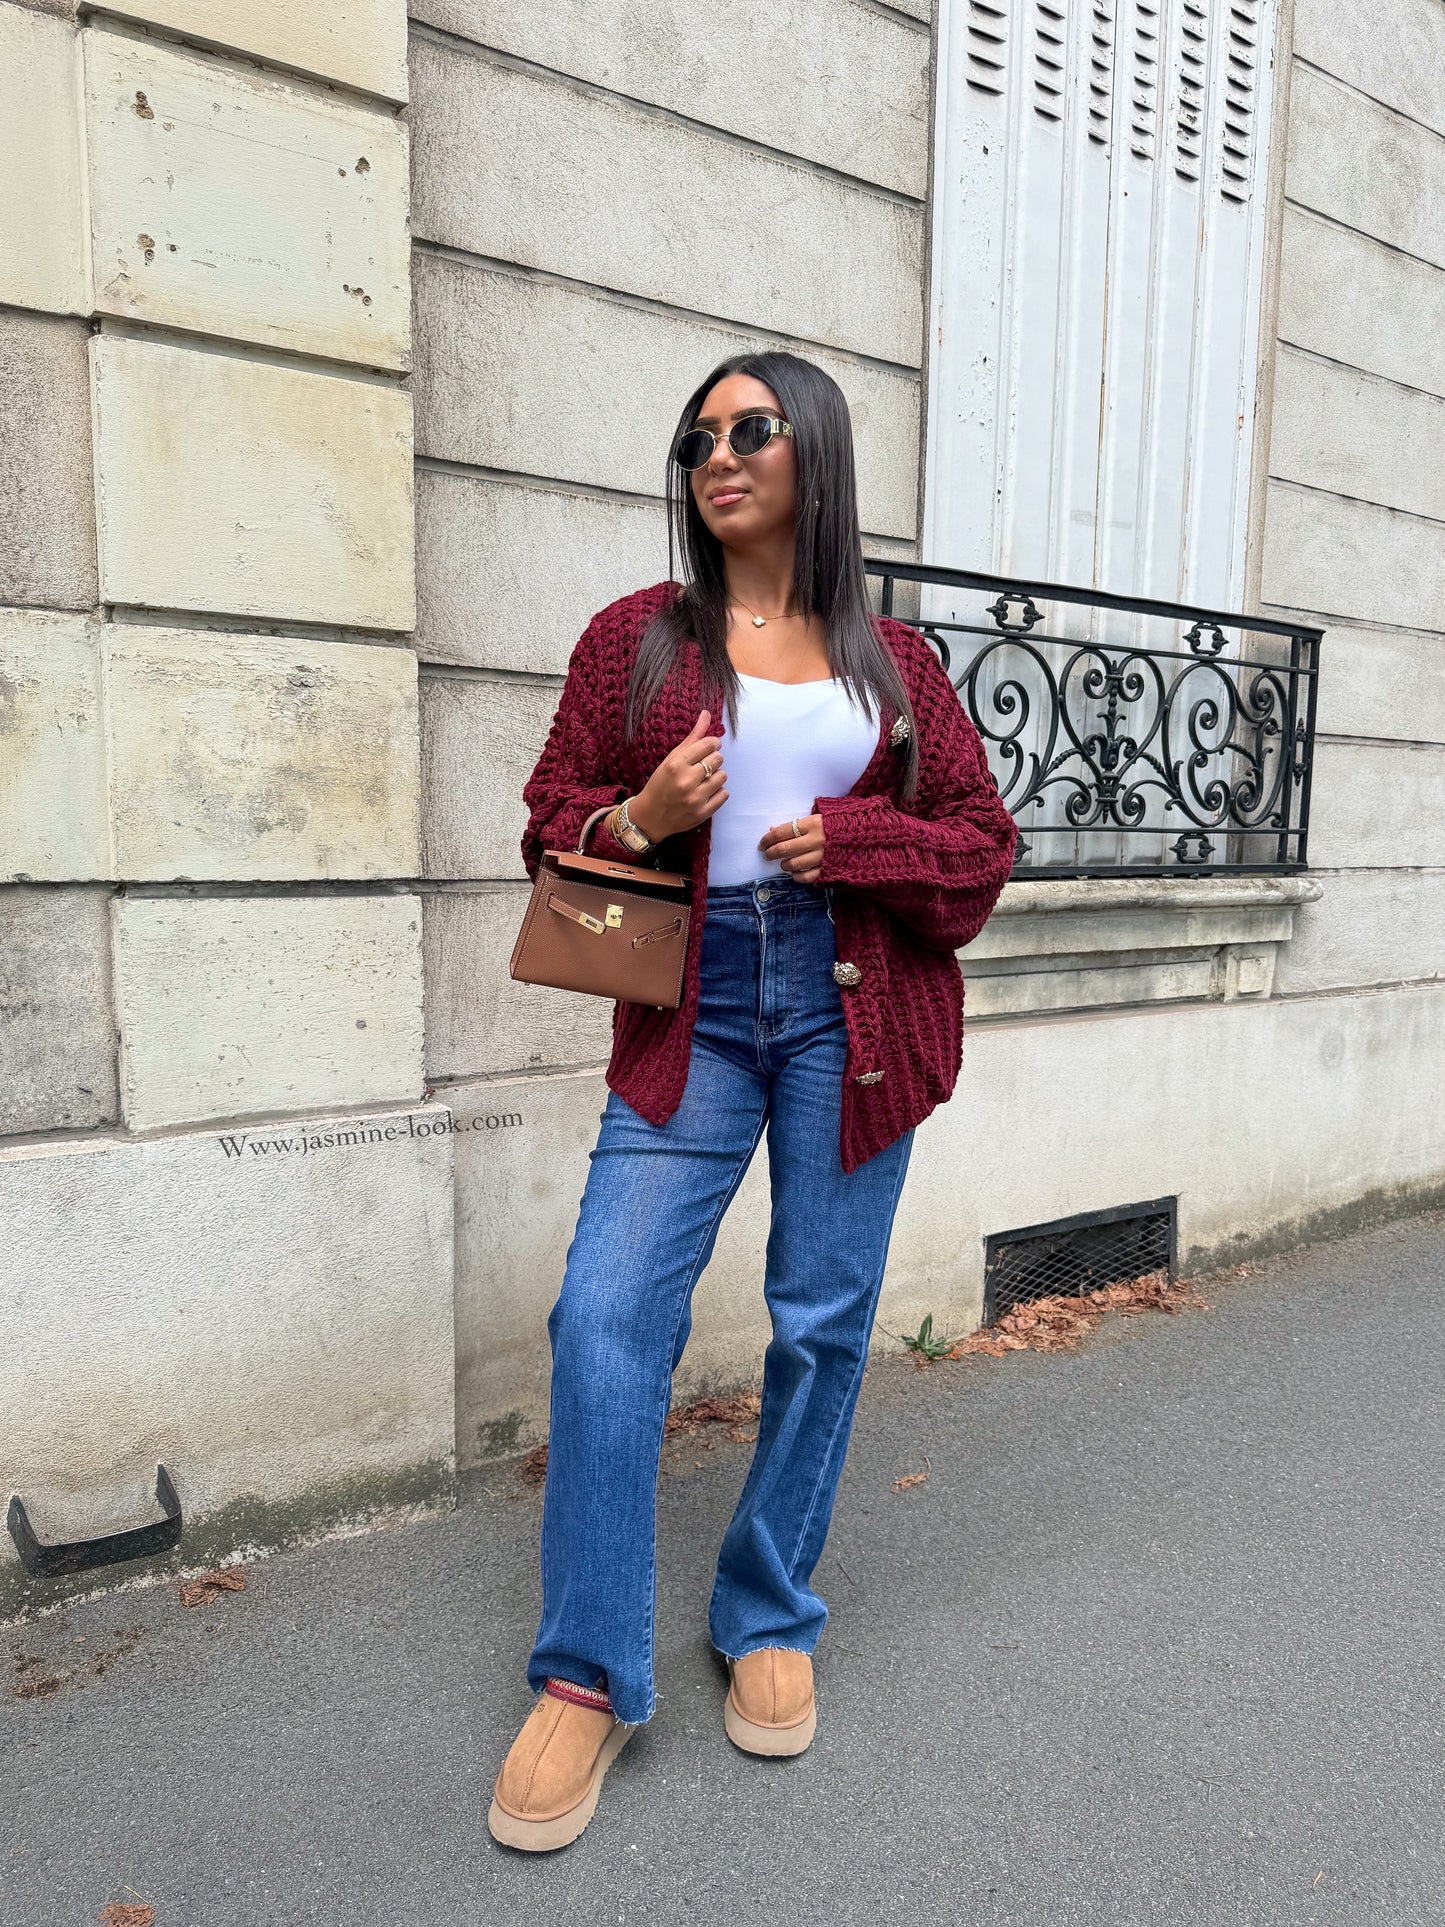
[577,804,617,853]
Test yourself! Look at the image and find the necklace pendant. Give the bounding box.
[752,615,765,627]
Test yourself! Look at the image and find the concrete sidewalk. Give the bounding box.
[5,1212,1444,1926]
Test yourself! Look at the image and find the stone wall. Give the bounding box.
[1257,0,1445,995]
[0,0,453,1619]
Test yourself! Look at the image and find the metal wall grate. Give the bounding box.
[983,1197,1177,1325]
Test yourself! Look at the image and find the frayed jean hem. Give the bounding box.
[712,1639,817,1663]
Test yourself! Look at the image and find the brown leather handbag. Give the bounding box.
[509,805,692,1009]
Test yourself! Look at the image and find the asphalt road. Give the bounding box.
[5,1211,1444,1927]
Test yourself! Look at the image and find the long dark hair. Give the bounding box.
[625,350,920,801]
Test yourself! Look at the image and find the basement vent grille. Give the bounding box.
[983,1197,1178,1325]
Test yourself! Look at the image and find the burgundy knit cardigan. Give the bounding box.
[519,581,1018,1173]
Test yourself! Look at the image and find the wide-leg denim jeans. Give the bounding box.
[526,873,916,1726]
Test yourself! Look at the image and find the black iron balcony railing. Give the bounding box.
[864,558,1321,879]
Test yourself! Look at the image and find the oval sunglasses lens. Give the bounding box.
[728,415,775,457]
[675,429,714,470]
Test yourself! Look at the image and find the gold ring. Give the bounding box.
[702,757,715,778]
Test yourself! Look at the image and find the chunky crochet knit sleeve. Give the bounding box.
[812,628,1018,953]
[519,617,638,878]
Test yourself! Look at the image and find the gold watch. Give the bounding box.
[610,797,654,854]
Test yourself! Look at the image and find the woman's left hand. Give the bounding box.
[758,814,826,885]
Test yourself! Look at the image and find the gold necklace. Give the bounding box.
[729,593,801,630]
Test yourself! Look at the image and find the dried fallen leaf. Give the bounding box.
[11,1671,65,1700]
[97,1905,154,1926]
[520,1389,766,1484]
[178,1567,247,1609]
[951,1270,1209,1361]
[664,1391,762,1436]
[891,1454,932,1494]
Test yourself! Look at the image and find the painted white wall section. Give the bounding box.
[0,1105,453,1619]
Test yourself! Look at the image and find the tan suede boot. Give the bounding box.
[723,1647,817,1756]
[488,1681,635,1851]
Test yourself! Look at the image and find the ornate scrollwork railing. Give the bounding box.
[864,559,1321,877]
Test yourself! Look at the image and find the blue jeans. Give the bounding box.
[526,873,916,1725]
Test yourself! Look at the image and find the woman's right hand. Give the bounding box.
[627,710,728,843]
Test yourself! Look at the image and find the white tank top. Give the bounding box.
[707,671,881,887]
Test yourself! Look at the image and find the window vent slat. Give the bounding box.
[1088,1,1116,149]
[1034,1,1069,122]
[1129,1,1161,161]
[1218,0,1260,202]
[965,0,1010,96]
[1173,0,1209,182]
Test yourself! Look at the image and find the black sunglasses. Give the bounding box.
[673,414,794,471]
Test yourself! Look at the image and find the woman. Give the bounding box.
[489,350,1017,1852]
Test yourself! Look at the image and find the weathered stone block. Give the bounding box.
[422,885,612,1081]
[958,877,1317,1017]
[415,468,668,674]
[98,0,407,101]
[1294,0,1445,139]
[1270,346,1445,523]
[1277,207,1445,399]
[1260,480,1445,635]
[113,893,424,1130]
[0,1101,452,1619]
[1274,867,1445,995]
[1312,619,1445,747]
[420,672,554,880]
[412,0,928,197]
[1286,66,1445,272]
[85,28,410,368]
[409,38,922,367]
[0,885,118,1133]
[106,626,420,882]
[1306,739,1445,870]
[963,954,1219,1020]
[91,334,415,629]
[412,251,921,540]
[0,609,108,881]
[0,6,86,315]
[0,311,98,609]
